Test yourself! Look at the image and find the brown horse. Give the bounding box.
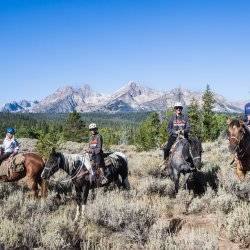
[0,153,47,198]
[227,119,250,179]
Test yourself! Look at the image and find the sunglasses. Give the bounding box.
[175,106,183,110]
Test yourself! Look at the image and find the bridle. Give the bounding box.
[228,134,244,144]
[43,155,61,178]
[188,143,201,161]
[228,127,247,159]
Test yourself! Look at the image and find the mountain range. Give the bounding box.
[1,82,247,113]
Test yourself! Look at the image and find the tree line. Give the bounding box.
[0,85,237,155]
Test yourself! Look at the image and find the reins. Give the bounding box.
[44,153,85,184]
[60,162,84,183]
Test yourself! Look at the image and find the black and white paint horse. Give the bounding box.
[41,150,130,219]
[168,137,202,193]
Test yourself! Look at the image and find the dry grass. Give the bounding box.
[0,139,249,249]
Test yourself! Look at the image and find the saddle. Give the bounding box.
[0,154,25,175]
[104,153,119,169]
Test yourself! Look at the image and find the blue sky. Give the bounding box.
[1,0,250,104]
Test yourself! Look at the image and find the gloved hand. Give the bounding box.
[176,129,184,138]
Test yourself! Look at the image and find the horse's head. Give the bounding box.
[227,119,246,153]
[41,150,62,180]
[189,138,202,170]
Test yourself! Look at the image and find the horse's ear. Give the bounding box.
[227,118,232,125]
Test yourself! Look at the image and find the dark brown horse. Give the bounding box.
[227,119,250,179]
[0,153,47,198]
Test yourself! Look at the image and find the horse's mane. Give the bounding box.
[56,152,89,173]
[229,119,241,127]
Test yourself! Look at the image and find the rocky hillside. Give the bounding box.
[1,82,245,113]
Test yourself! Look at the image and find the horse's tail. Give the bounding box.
[113,152,130,189]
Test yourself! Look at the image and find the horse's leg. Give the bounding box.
[27,176,39,199]
[74,183,90,221]
[235,160,246,180]
[40,179,48,198]
[115,174,122,189]
[121,176,130,190]
[173,170,180,194]
[36,173,48,199]
[168,165,174,181]
[120,171,130,190]
[81,183,90,213]
[74,185,83,221]
[184,172,191,191]
[118,162,130,190]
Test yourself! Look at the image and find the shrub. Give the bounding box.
[85,191,156,243]
[224,202,250,247]
[188,187,216,214]
[0,218,23,248]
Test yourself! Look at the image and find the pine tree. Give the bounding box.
[62,111,88,142]
[202,84,215,141]
[210,113,227,140]
[188,98,203,140]
[159,120,168,145]
[135,112,160,151]
[36,131,62,158]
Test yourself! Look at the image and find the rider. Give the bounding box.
[163,102,190,163]
[87,123,107,185]
[0,128,19,166]
[244,103,250,127]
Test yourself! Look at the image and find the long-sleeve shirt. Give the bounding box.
[0,137,20,154]
[88,133,103,155]
[167,114,190,136]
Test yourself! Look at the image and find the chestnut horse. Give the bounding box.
[0,153,47,198]
[227,119,250,179]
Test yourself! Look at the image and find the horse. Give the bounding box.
[168,136,202,193]
[0,153,47,198]
[41,151,130,219]
[227,118,250,179]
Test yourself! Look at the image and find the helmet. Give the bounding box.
[6,127,16,134]
[174,102,183,108]
[89,123,97,130]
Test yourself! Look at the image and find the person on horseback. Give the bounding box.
[162,102,190,164]
[244,103,250,128]
[87,123,108,185]
[0,128,19,166]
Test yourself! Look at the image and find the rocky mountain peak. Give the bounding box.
[0,82,246,113]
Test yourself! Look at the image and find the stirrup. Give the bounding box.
[100,176,108,185]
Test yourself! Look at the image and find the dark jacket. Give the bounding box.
[167,114,190,137]
[89,133,103,155]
